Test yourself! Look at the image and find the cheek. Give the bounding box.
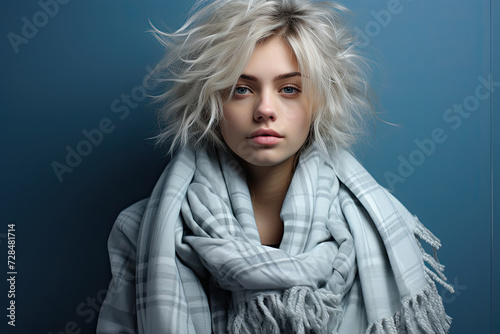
[286,104,312,134]
[220,107,241,143]
[222,109,235,126]
[222,102,251,130]
[219,119,231,143]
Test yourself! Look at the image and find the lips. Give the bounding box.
[248,128,283,145]
[249,128,283,139]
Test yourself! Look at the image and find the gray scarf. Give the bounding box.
[98,144,454,333]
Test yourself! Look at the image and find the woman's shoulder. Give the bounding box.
[109,198,149,249]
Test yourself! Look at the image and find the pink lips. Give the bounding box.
[249,128,283,145]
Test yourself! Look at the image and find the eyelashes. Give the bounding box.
[235,86,251,95]
[281,86,300,94]
[233,85,302,98]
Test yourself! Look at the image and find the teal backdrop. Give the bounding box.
[1,1,497,333]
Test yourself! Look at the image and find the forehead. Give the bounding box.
[242,36,299,76]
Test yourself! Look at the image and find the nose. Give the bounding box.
[254,91,277,122]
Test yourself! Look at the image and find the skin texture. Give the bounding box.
[220,36,313,245]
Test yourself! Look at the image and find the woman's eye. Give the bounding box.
[281,86,299,94]
[235,87,250,95]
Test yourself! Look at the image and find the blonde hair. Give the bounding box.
[149,0,372,157]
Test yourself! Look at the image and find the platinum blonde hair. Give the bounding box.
[149,0,372,157]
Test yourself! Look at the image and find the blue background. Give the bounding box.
[0,0,497,333]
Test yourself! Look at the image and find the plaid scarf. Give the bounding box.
[97,145,453,333]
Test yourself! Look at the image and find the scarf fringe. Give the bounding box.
[366,282,452,334]
[228,286,342,334]
[414,218,455,294]
[365,218,454,334]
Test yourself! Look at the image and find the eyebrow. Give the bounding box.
[239,72,302,82]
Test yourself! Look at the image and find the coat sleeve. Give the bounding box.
[96,199,148,334]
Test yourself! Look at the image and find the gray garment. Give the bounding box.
[97,145,452,333]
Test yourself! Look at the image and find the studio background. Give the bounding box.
[1,0,497,333]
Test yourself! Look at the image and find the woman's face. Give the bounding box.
[220,36,313,168]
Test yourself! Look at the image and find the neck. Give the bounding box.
[240,155,297,207]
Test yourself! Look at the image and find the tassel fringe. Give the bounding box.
[228,287,342,334]
[367,217,454,333]
[366,282,452,334]
[414,217,455,294]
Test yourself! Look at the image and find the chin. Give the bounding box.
[240,151,295,168]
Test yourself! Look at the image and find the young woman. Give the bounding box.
[97,1,453,333]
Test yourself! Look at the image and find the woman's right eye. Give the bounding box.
[235,87,251,95]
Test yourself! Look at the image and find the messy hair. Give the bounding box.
[149,0,372,157]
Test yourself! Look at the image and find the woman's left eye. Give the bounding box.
[281,86,299,94]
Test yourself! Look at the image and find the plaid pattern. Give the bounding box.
[97,145,451,333]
